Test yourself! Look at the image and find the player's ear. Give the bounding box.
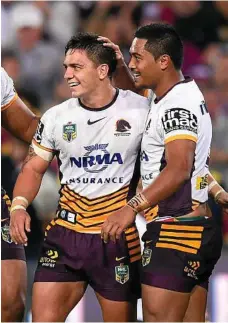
[97,64,109,80]
[159,55,169,71]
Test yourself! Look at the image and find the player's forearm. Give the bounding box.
[113,62,138,92]
[127,166,190,212]
[13,168,44,205]
[144,166,189,207]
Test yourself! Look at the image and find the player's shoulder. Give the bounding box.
[42,98,78,119]
[1,67,12,87]
[1,67,8,78]
[118,89,149,111]
[119,88,148,102]
[161,79,204,114]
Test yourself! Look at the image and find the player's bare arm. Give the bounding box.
[10,146,50,246]
[101,139,197,242]
[2,97,39,144]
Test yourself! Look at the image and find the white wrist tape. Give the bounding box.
[208,180,217,192]
[12,196,29,208]
[10,205,26,215]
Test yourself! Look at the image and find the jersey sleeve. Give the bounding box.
[1,68,18,111]
[160,104,198,144]
[32,111,56,161]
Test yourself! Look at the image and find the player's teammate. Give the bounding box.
[1,67,39,322]
[9,33,149,322]
[101,23,223,322]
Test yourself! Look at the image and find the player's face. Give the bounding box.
[64,50,100,99]
[129,38,162,90]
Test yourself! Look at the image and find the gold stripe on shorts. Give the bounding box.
[156,223,204,254]
[125,226,141,262]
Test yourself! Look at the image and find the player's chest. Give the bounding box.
[142,106,163,146]
[53,112,139,153]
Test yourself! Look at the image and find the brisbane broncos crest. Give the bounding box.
[115,119,131,136]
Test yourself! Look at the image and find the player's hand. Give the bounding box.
[216,190,228,213]
[10,209,31,246]
[101,205,136,243]
[97,36,125,63]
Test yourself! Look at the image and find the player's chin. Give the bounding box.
[134,80,147,90]
[71,89,81,98]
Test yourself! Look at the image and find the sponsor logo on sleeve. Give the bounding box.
[34,120,44,144]
[196,174,208,190]
[162,108,198,134]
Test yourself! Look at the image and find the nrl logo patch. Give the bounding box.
[142,248,152,267]
[115,263,129,284]
[1,224,13,244]
[63,122,77,142]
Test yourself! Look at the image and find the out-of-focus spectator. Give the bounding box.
[1,49,20,82]
[214,1,228,42]
[170,1,228,50]
[2,49,41,108]
[9,3,62,109]
[1,0,16,49]
[52,78,71,106]
[33,1,79,47]
[84,1,140,62]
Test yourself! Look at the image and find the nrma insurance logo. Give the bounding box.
[70,143,123,173]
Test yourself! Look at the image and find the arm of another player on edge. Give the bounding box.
[1,96,40,144]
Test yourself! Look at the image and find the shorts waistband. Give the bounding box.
[152,215,209,223]
[56,209,103,234]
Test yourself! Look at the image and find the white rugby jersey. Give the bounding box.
[32,89,149,233]
[1,67,18,110]
[141,78,212,222]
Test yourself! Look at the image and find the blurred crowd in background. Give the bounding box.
[1,0,228,259]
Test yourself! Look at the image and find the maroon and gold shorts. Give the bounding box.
[141,217,222,293]
[34,220,141,301]
[1,188,26,261]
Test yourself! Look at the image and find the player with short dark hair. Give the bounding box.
[10,32,149,322]
[101,23,223,322]
[65,33,117,78]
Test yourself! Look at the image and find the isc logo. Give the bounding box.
[70,143,123,173]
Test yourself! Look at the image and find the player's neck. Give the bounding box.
[154,71,184,99]
[80,84,116,109]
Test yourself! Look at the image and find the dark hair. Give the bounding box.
[135,23,183,70]
[65,32,117,77]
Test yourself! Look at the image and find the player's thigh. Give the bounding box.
[96,292,137,322]
[1,259,27,321]
[183,284,207,322]
[32,281,87,322]
[89,228,141,300]
[142,283,190,322]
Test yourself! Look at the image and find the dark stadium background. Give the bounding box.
[1,1,228,321]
